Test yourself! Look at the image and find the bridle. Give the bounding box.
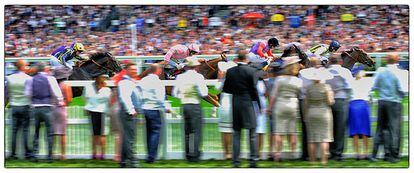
[343,48,359,62]
[203,60,217,71]
[201,53,228,71]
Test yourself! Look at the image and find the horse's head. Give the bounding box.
[89,52,122,76]
[341,47,375,70]
[351,47,375,67]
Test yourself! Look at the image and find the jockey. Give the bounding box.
[248,37,280,64]
[164,43,201,78]
[306,40,341,66]
[51,42,88,69]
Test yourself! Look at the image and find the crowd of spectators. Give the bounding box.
[5,5,409,57]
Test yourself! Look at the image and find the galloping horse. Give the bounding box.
[138,53,228,80]
[137,53,229,106]
[277,45,375,71]
[69,52,122,97]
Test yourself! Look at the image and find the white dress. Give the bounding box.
[217,61,237,133]
[254,80,268,134]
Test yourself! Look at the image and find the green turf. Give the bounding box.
[5,120,409,157]
[4,90,409,168]
[68,87,221,107]
[5,157,409,168]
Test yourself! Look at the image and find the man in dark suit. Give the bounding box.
[223,49,262,168]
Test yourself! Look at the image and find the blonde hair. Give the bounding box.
[282,63,300,76]
[95,75,107,89]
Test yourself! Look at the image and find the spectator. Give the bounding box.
[217,57,237,160]
[302,61,334,165]
[25,62,64,162]
[109,59,133,162]
[370,54,408,163]
[267,56,302,161]
[222,50,260,168]
[348,69,372,160]
[255,77,268,160]
[53,79,73,160]
[173,57,208,163]
[297,56,321,161]
[84,75,111,160]
[6,59,32,160]
[264,61,284,161]
[138,64,170,163]
[118,62,142,168]
[5,6,408,58]
[108,88,122,162]
[325,55,354,161]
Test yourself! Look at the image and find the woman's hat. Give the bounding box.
[301,68,334,81]
[282,56,301,68]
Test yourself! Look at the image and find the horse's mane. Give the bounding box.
[89,52,110,60]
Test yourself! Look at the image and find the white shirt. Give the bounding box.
[326,64,354,99]
[350,77,373,101]
[386,64,409,93]
[6,71,32,106]
[138,74,166,110]
[328,65,354,84]
[118,76,141,115]
[25,72,63,107]
[84,84,111,113]
[173,70,208,104]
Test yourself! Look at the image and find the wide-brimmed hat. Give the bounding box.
[282,56,301,68]
[184,57,201,67]
[301,68,334,81]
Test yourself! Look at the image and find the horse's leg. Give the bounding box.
[165,86,172,96]
[208,93,219,103]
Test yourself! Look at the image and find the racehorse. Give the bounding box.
[275,45,374,71]
[138,53,228,80]
[137,53,229,106]
[339,47,375,70]
[68,52,122,97]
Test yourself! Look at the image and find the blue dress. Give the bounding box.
[348,99,371,138]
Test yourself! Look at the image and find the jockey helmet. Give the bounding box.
[329,40,341,52]
[73,43,85,52]
[188,43,201,53]
[268,37,280,48]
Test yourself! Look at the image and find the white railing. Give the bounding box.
[65,79,221,87]
[3,52,409,62]
[4,78,409,159]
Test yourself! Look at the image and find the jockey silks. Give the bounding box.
[249,40,272,58]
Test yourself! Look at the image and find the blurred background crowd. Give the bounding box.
[5,5,409,57]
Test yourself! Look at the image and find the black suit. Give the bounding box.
[223,62,260,167]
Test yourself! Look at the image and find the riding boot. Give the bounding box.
[164,68,176,80]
